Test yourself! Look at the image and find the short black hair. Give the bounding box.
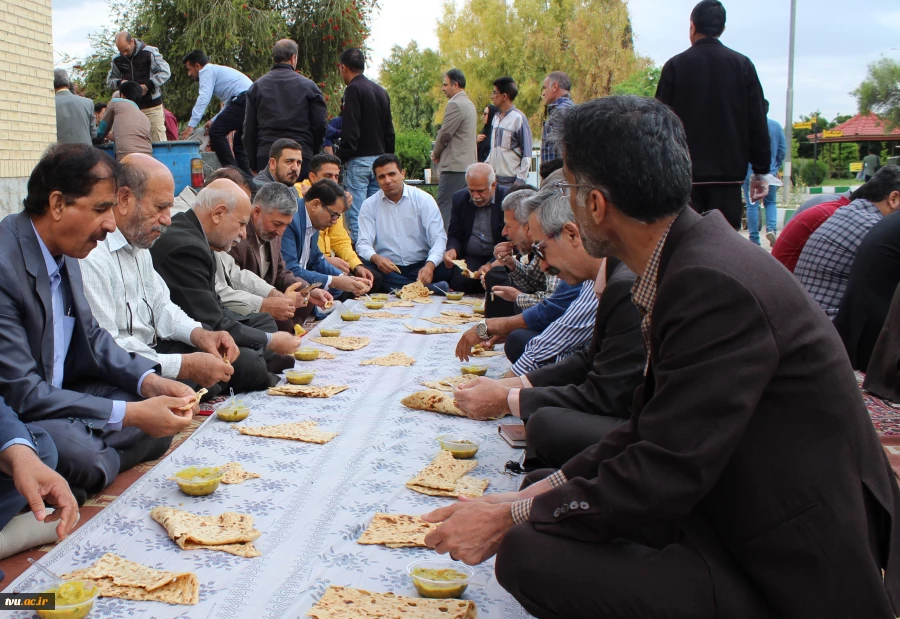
[853,165,900,203]
[269,138,304,162]
[273,39,299,64]
[539,158,564,181]
[24,143,118,216]
[445,68,466,89]
[870,146,880,155]
[557,96,692,224]
[118,81,143,103]
[372,154,402,174]
[182,50,209,66]
[340,48,366,73]
[764,99,770,114]
[690,0,726,37]
[206,165,255,198]
[94,102,108,113]
[304,179,345,207]
[310,153,342,175]
[493,76,518,101]
[506,184,538,195]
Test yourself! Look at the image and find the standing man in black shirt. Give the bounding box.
[655,0,771,229]
[107,31,171,143]
[244,39,327,180]
[336,48,395,242]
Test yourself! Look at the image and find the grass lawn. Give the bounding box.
[819,177,860,187]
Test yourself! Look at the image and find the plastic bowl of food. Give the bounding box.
[319,328,342,337]
[216,402,250,422]
[171,466,223,496]
[472,304,485,315]
[436,434,481,459]
[407,559,475,599]
[364,300,385,310]
[37,580,99,619]
[285,369,315,385]
[370,293,389,301]
[460,364,488,376]
[294,347,320,361]
[445,292,465,301]
[341,312,362,321]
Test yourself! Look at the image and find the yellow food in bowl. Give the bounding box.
[37,581,98,619]
[319,328,341,337]
[172,466,223,496]
[473,304,485,315]
[446,292,465,301]
[294,348,320,361]
[370,293,389,301]
[216,404,250,422]
[437,435,481,459]
[461,365,488,376]
[341,312,362,321]
[409,567,470,599]
[285,370,315,385]
[364,301,385,310]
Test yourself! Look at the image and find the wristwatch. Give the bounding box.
[476,320,491,341]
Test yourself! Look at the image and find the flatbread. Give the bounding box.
[397,281,433,300]
[308,586,477,619]
[384,300,415,308]
[441,310,474,318]
[406,476,489,498]
[357,513,437,548]
[150,507,261,558]
[450,259,478,278]
[178,388,208,411]
[407,450,477,492]
[364,311,412,319]
[63,553,199,605]
[401,390,464,417]
[237,421,339,444]
[311,336,370,351]
[420,375,478,391]
[403,324,461,335]
[360,352,416,367]
[267,384,349,398]
[471,344,503,357]
[423,315,479,326]
[443,297,482,306]
[220,461,261,484]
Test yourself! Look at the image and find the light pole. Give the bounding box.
[783,0,797,208]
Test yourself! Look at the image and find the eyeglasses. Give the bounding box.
[532,239,548,262]
[126,298,157,348]
[554,179,592,198]
[490,91,501,98]
[323,204,342,221]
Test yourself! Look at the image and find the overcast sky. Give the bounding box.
[52,0,898,123]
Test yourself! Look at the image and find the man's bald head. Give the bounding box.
[194,179,252,252]
[117,154,175,248]
[465,162,498,207]
[115,31,135,56]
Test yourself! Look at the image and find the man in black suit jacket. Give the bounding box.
[656,0,770,228]
[442,163,508,294]
[423,97,900,618]
[150,179,303,393]
[0,144,197,495]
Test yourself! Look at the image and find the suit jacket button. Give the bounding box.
[580,502,589,510]
[553,509,561,518]
[569,501,579,510]
[560,504,569,514]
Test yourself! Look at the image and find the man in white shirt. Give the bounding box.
[357,154,451,292]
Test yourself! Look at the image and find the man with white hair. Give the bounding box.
[443,163,508,294]
[150,179,303,390]
[54,68,96,145]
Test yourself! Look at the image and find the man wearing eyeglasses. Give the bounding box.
[281,179,372,299]
[81,154,243,395]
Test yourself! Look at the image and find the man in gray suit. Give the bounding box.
[431,68,477,231]
[0,143,198,498]
[54,69,97,146]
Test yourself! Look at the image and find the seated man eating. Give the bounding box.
[0,143,197,496]
[356,154,451,292]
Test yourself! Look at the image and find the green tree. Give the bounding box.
[853,58,900,128]
[379,42,444,133]
[610,62,660,97]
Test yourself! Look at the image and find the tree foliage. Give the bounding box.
[70,0,378,123]
[854,58,900,129]
[436,0,637,134]
[610,62,660,97]
[379,42,444,133]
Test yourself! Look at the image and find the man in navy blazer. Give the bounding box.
[0,144,198,496]
[443,163,508,294]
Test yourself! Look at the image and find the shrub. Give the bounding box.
[799,159,828,187]
[394,131,433,180]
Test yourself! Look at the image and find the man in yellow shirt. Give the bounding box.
[297,154,382,293]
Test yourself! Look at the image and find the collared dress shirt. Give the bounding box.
[80,228,202,380]
[300,208,332,288]
[188,63,253,128]
[357,184,447,267]
[35,225,149,429]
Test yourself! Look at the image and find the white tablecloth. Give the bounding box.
[5,299,532,618]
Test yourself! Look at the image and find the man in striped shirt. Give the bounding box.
[486,77,533,188]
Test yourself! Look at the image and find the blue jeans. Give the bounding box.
[361,259,451,293]
[742,181,779,245]
[344,156,381,242]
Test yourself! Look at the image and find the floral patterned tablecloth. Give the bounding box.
[4,299,532,618]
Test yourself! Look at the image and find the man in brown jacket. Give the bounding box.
[422,96,900,618]
[229,182,331,331]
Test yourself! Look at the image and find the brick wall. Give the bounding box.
[0,0,55,214]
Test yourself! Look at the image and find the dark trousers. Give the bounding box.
[209,94,250,174]
[690,184,743,230]
[484,266,516,318]
[523,406,629,470]
[0,425,56,531]
[505,328,539,364]
[155,339,277,395]
[436,172,467,232]
[496,469,770,619]
[361,259,451,293]
[33,382,170,493]
[449,254,491,295]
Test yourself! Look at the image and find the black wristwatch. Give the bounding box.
[476,320,490,340]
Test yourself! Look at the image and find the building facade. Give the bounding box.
[0,0,55,216]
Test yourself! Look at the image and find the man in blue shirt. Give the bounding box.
[182,50,254,173]
[742,99,786,246]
